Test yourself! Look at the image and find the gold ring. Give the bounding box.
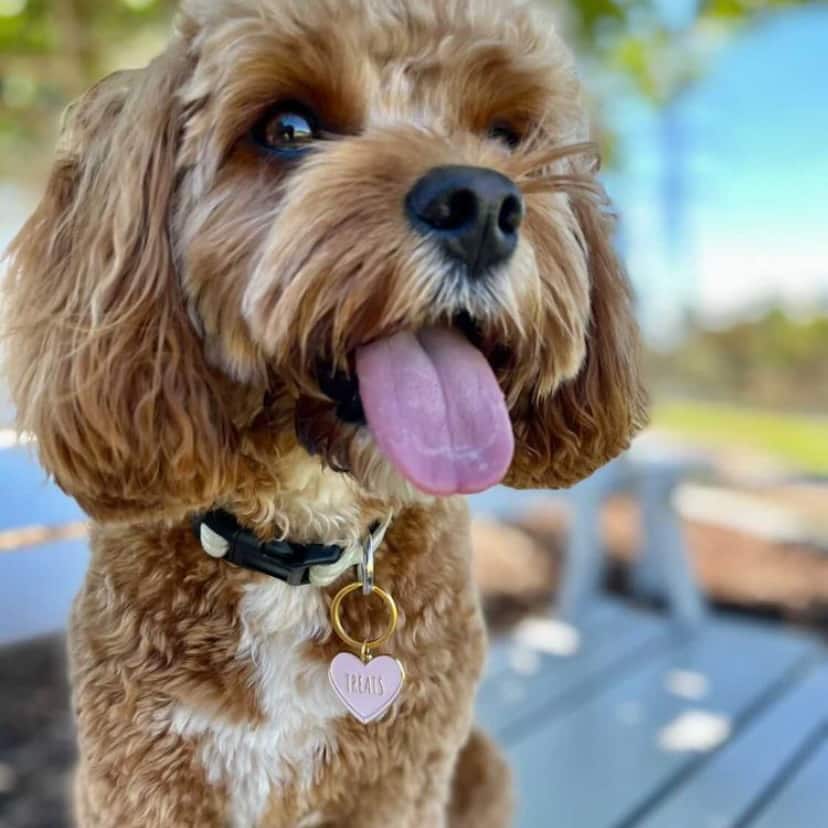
[330,582,398,655]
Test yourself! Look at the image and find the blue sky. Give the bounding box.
[607,4,828,340]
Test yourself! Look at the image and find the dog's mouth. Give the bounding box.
[316,314,515,496]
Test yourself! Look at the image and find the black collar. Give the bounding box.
[193,510,346,586]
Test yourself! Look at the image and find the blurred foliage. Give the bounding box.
[648,306,828,414]
[652,400,828,474]
[563,0,820,104]
[0,0,176,180]
[0,0,824,181]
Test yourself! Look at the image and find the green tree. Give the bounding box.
[647,304,828,412]
[0,0,176,180]
[562,0,820,105]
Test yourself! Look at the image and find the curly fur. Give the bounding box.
[2,0,646,825]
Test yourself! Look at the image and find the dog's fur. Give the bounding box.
[2,0,646,825]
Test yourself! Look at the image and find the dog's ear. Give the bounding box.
[505,183,648,490]
[2,52,235,521]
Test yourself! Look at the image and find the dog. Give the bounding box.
[2,0,646,825]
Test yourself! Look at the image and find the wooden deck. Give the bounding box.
[2,439,828,826]
[480,601,828,827]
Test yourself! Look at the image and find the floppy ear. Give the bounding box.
[2,51,236,521]
[505,184,648,490]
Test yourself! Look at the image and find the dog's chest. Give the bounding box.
[171,581,344,828]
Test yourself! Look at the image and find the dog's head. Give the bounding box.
[3,0,646,522]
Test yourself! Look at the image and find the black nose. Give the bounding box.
[405,165,524,278]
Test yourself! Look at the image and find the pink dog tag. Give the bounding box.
[329,652,405,724]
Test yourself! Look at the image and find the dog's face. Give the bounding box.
[4,0,646,521]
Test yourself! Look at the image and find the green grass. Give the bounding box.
[651,401,828,476]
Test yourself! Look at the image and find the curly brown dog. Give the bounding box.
[2,0,646,825]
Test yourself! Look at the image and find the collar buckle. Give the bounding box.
[194,510,345,586]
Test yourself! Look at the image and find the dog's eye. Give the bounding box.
[253,105,318,156]
[488,122,521,150]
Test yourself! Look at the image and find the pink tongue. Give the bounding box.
[355,328,514,496]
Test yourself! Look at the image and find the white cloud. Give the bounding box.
[695,237,827,320]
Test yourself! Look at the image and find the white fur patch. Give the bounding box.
[171,578,344,827]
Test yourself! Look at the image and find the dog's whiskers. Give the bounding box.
[513,141,603,197]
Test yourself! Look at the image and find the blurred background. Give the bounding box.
[1,1,826,827]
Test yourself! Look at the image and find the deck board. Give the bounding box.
[479,602,670,739]
[483,600,636,680]
[748,730,828,828]
[479,613,821,828]
[635,664,828,828]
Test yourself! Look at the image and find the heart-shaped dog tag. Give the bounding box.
[329,652,405,724]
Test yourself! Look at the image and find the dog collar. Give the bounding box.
[193,510,392,587]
